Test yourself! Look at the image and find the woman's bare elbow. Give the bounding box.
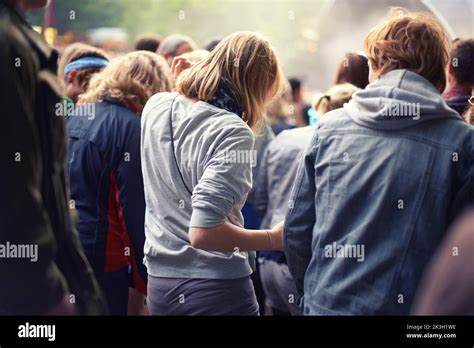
[189,228,210,249]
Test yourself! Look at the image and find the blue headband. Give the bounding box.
[64,57,109,76]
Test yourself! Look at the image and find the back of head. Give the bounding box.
[157,34,197,63]
[364,8,450,92]
[63,44,110,95]
[79,51,172,114]
[134,33,162,52]
[204,37,223,52]
[314,83,360,115]
[449,38,474,86]
[333,52,370,89]
[58,43,109,82]
[175,31,285,131]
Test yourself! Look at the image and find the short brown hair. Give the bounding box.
[175,31,285,131]
[134,33,162,52]
[364,8,450,91]
[450,39,474,86]
[333,53,370,89]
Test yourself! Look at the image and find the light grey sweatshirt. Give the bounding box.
[140,92,256,279]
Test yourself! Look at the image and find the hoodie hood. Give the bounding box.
[344,69,462,130]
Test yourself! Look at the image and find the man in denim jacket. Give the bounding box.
[284,10,474,315]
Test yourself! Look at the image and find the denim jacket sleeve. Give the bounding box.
[449,135,474,222]
[283,129,319,295]
[254,146,270,217]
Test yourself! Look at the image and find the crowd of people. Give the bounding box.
[1,0,473,316]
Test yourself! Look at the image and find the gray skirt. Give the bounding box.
[147,275,259,316]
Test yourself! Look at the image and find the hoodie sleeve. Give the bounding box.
[190,123,255,228]
[254,146,270,217]
[449,135,474,222]
[284,129,319,296]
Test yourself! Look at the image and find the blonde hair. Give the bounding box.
[79,51,172,114]
[364,8,450,91]
[464,104,474,125]
[313,83,360,115]
[175,31,285,130]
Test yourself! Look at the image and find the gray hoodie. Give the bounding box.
[344,69,461,128]
[141,92,256,279]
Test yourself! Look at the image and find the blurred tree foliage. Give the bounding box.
[26,0,328,88]
[27,0,125,33]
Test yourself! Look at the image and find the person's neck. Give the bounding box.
[446,78,471,95]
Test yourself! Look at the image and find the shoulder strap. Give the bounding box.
[168,95,193,196]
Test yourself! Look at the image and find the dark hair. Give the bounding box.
[450,39,474,85]
[157,34,197,57]
[134,34,162,52]
[204,37,222,52]
[333,53,370,89]
[288,78,301,93]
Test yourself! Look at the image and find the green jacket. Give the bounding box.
[0,0,107,315]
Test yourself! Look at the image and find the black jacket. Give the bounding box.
[0,0,107,315]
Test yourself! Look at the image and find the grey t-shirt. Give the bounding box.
[141,92,256,279]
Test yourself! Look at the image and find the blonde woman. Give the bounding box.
[312,83,360,116]
[141,31,285,315]
[66,51,172,315]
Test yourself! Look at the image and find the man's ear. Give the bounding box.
[67,70,77,83]
[447,61,455,75]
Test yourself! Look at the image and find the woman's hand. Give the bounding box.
[171,56,194,81]
[269,221,284,251]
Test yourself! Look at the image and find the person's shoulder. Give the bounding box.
[101,100,141,130]
[269,125,314,153]
[278,125,314,139]
[142,92,180,121]
[317,108,351,129]
[0,8,31,61]
[145,91,177,109]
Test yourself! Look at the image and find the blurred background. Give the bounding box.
[27,0,473,92]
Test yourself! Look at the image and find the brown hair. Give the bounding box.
[333,53,370,89]
[313,83,360,115]
[364,8,450,91]
[449,39,474,86]
[175,31,285,131]
[78,51,172,114]
[58,43,110,84]
[134,33,162,52]
[157,34,197,57]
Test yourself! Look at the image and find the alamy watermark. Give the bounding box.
[18,322,55,342]
[219,149,258,167]
[380,100,420,120]
[55,101,95,120]
[0,241,38,262]
[324,242,365,262]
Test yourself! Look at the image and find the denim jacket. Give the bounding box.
[284,70,474,315]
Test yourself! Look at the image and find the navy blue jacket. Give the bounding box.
[66,97,147,294]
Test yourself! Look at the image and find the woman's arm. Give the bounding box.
[189,221,284,252]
